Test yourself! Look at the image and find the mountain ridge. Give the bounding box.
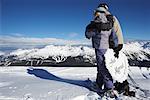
[0,41,150,67]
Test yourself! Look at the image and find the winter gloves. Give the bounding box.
[113,44,123,58]
[85,22,97,39]
[86,21,97,32]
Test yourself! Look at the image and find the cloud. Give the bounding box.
[68,32,79,38]
[0,35,90,48]
[11,33,25,37]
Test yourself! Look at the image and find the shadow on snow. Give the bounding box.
[27,68,97,92]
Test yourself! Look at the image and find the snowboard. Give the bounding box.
[104,49,129,83]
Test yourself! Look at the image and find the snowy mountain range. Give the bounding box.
[0,41,150,67]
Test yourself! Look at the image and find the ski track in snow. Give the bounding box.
[0,66,149,100]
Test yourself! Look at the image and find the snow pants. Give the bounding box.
[95,49,113,91]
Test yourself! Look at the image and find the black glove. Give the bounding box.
[114,44,123,58]
[86,21,97,32]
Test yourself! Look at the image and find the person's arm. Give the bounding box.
[113,16,124,57]
[85,22,96,39]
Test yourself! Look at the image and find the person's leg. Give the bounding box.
[95,49,104,90]
[96,72,103,90]
[95,49,113,90]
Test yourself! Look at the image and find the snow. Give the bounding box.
[0,66,149,100]
[0,82,13,88]
[72,95,86,100]
[122,42,150,61]
[0,41,150,99]
[0,41,149,66]
[8,45,95,63]
[0,51,5,56]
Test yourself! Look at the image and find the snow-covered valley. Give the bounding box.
[0,66,149,100]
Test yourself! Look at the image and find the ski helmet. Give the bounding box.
[98,3,109,10]
[94,3,109,14]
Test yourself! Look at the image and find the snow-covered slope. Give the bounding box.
[0,51,5,56]
[0,41,150,67]
[9,45,95,62]
[0,66,149,100]
[123,41,150,61]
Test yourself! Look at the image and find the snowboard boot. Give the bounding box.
[104,89,119,99]
[124,90,135,97]
[114,80,135,97]
[114,80,129,94]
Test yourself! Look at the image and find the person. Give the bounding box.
[85,3,124,97]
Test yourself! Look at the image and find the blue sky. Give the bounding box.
[1,0,150,41]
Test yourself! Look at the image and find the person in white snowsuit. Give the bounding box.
[85,3,124,94]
